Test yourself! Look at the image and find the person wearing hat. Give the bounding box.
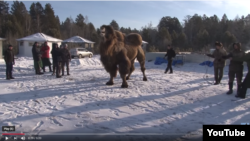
[164,45,176,74]
[222,43,244,95]
[61,44,71,76]
[51,43,59,75]
[228,51,250,99]
[206,41,228,85]
[40,41,52,72]
[55,44,63,78]
[4,45,15,80]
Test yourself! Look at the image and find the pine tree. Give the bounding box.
[43,3,61,38]
[10,1,28,36]
[110,20,119,30]
[171,30,178,47]
[30,2,44,33]
[0,0,9,37]
[75,14,85,28]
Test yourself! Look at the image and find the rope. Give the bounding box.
[203,54,214,85]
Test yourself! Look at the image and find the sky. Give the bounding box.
[6,0,250,30]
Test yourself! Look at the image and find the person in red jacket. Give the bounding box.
[40,41,52,72]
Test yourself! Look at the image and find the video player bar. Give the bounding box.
[2,133,25,136]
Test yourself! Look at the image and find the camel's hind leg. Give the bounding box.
[137,47,147,81]
[126,59,135,80]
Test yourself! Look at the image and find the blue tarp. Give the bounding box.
[199,61,213,67]
[154,57,183,65]
[172,60,183,65]
[154,57,168,65]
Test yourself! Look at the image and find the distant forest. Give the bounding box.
[1,1,250,54]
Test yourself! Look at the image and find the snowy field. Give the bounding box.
[0,55,249,140]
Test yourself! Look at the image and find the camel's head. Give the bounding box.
[100,25,116,42]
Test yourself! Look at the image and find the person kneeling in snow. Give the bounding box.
[206,42,227,85]
[4,45,15,80]
[229,52,250,99]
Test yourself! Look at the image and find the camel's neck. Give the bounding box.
[100,39,116,56]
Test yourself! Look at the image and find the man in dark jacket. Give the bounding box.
[61,44,71,76]
[32,42,44,75]
[55,45,63,78]
[206,42,227,85]
[164,45,176,74]
[4,45,15,80]
[230,52,250,99]
[223,43,244,95]
[51,43,59,75]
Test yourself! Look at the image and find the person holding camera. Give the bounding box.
[206,42,227,85]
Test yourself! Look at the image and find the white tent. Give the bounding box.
[16,33,62,42]
[16,33,62,58]
[0,38,6,60]
[142,40,148,53]
[62,36,95,43]
[62,36,95,49]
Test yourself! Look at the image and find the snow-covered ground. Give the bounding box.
[0,55,249,140]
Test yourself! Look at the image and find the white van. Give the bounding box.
[70,48,93,58]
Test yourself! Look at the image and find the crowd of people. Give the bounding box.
[205,41,247,99]
[3,41,250,99]
[29,41,71,78]
[162,42,248,99]
[3,42,71,79]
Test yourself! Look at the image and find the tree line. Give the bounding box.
[1,1,250,55]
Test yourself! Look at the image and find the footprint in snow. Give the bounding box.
[74,124,82,128]
[50,117,63,126]
[32,121,44,131]
[111,110,119,116]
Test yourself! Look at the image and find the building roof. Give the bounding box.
[62,36,95,43]
[0,37,6,41]
[16,33,62,42]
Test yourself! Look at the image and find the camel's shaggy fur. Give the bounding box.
[99,25,147,88]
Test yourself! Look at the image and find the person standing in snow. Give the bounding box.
[32,42,44,75]
[55,45,63,78]
[51,43,59,75]
[4,45,15,80]
[40,41,52,72]
[228,52,250,99]
[164,45,176,74]
[222,43,244,95]
[61,44,71,76]
[206,42,227,85]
